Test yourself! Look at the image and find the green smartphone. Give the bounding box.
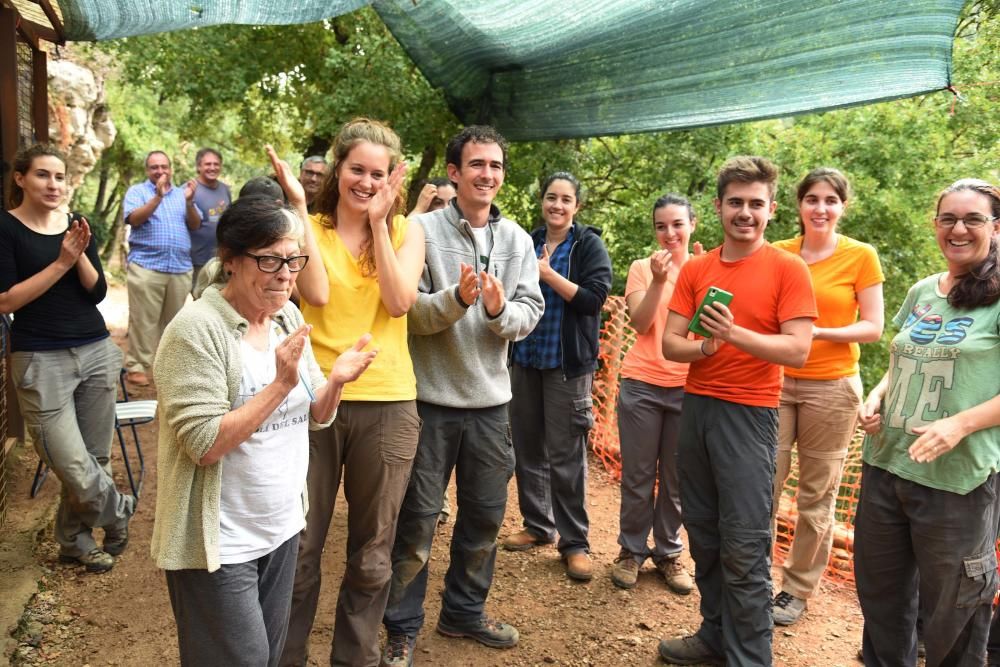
[688,286,734,338]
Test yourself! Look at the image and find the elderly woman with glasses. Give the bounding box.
[151,149,376,667]
[854,178,1000,666]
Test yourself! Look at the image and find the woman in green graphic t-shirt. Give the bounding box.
[854,178,1000,666]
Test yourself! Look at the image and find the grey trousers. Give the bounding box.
[281,401,419,667]
[383,402,514,637]
[11,337,133,557]
[616,379,685,564]
[510,365,593,555]
[855,464,1000,667]
[166,534,299,667]
[678,393,777,666]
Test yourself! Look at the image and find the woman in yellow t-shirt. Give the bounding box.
[770,167,885,626]
[281,118,425,666]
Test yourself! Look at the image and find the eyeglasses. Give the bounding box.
[301,170,325,179]
[934,213,996,229]
[245,253,309,273]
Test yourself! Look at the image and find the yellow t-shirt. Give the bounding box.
[772,235,884,380]
[300,214,417,401]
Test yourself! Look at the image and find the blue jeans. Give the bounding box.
[383,402,514,636]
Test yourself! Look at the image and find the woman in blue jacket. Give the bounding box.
[503,171,613,581]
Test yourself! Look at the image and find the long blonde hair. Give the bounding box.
[313,117,404,276]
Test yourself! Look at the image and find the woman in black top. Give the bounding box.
[0,144,133,573]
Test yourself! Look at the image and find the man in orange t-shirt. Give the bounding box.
[658,157,816,667]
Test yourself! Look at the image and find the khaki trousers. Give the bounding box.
[281,400,419,667]
[125,262,190,374]
[772,374,862,599]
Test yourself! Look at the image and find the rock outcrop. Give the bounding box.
[47,56,115,202]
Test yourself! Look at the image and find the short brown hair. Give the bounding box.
[716,156,779,201]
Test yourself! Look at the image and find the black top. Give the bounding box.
[0,209,109,352]
[515,221,613,378]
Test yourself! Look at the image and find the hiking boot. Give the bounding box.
[564,552,593,581]
[103,525,129,557]
[103,512,131,557]
[658,634,725,665]
[772,591,807,626]
[656,556,694,595]
[611,550,640,589]
[380,634,416,667]
[58,548,114,573]
[501,529,553,552]
[436,616,519,649]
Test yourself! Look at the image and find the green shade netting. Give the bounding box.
[58,0,966,141]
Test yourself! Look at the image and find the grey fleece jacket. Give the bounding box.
[408,202,544,408]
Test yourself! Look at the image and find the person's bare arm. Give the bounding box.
[267,145,329,306]
[628,251,672,334]
[184,180,201,231]
[0,221,90,313]
[696,301,813,367]
[368,164,425,317]
[813,283,884,343]
[199,326,306,465]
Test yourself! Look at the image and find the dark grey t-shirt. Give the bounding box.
[189,181,232,266]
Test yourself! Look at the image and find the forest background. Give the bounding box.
[70,1,999,388]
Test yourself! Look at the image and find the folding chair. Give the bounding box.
[114,369,155,499]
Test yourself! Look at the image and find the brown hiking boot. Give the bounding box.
[501,529,553,552]
[656,556,694,595]
[563,552,593,581]
[611,550,640,589]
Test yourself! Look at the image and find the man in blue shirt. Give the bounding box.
[122,150,199,386]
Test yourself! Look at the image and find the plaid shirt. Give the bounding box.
[123,180,193,273]
[512,228,574,370]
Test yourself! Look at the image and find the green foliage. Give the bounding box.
[78,4,999,388]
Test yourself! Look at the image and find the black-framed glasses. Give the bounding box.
[934,213,996,229]
[245,253,309,273]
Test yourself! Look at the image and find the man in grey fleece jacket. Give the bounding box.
[381,126,544,664]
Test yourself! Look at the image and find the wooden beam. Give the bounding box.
[32,46,47,143]
[35,0,64,44]
[27,21,59,44]
[0,5,20,209]
[14,11,39,50]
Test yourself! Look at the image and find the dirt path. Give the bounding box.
[6,286,868,666]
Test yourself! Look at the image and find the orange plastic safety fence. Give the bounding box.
[590,296,861,585]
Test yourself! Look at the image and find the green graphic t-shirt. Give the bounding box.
[863,273,1000,495]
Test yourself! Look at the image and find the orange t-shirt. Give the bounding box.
[772,235,884,380]
[620,257,689,388]
[668,243,817,408]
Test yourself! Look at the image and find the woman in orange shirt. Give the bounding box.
[612,194,700,593]
[770,168,885,625]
